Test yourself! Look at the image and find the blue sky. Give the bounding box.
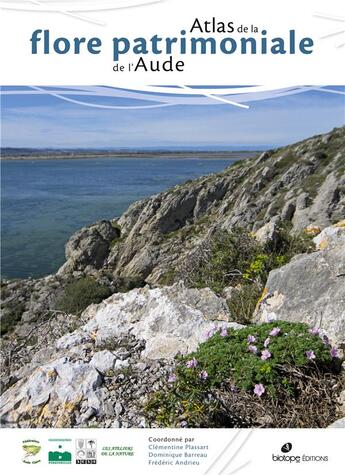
[1,86,344,149]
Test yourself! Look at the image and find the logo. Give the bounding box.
[101,445,134,457]
[48,439,72,464]
[75,439,97,464]
[281,442,292,453]
[22,440,41,464]
[272,442,328,464]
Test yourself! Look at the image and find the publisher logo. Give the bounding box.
[272,442,328,464]
[75,439,97,464]
[281,442,292,453]
[48,439,72,464]
[22,440,41,464]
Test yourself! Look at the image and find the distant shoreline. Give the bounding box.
[0,150,259,161]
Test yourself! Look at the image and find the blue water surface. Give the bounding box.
[1,157,239,279]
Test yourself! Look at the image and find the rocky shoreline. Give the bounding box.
[1,126,344,428]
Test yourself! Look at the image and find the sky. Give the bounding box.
[1,86,344,149]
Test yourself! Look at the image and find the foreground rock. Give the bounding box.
[57,282,241,360]
[255,225,345,347]
[0,283,241,428]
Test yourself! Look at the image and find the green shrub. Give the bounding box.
[145,321,341,428]
[57,277,111,316]
[183,225,314,324]
[0,301,25,336]
[187,229,263,294]
[226,284,262,325]
[270,222,315,258]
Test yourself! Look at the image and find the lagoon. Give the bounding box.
[1,156,243,279]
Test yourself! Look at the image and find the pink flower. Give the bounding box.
[261,349,271,360]
[306,350,316,360]
[264,337,270,348]
[330,347,339,358]
[186,358,198,368]
[199,370,208,380]
[220,327,228,337]
[230,385,238,393]
[205,325,217,339]
[247,335,256,343]
[254,383,265,397]
[309,327,320,336]
[168,373,177,383]
[248,345,258,354]
[269,327,281,337]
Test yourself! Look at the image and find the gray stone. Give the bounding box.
[64,282,242,360]
[254,221,278,245]
[58,220,120,275]
[0,357,103,428]
[115,402,123,417]
[114,359,130,371]
[313,222,345,251]
[90,350,116,374]
[281,200,296,221]
[255,241,345,347]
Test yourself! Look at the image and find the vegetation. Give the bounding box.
[0,301,25,336]
[179,224,314,323]
[273,152,297,169]
[145,321,343,428]
[57,277,112,316]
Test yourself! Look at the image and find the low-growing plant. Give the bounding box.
[57,277,111,316]
[145,321,342,428]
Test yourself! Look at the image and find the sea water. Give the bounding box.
[1,157,241,279]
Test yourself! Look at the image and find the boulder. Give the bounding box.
[254,221,278,245]
[90,350,116,374]
[57,282,243,360]
[0,357,102,428]
[313,221,345,251]
[58,220,120,275]
[255,238,345,347]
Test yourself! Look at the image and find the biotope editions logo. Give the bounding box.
[48,439,72,464]
[22,440,41,464]
[272,442,328,464]
[75,439,97,464]
[281,442,292,453]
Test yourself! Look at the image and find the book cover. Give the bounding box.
[0,0,344,473]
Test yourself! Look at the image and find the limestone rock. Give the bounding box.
[255,240,345,347]
[58,220,120,275]
[0,357,102,428]
[90,350,116,373]
[313,221,345,251]
[57,282,242,360]
[254,221,278,245]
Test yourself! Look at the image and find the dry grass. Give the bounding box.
[211,364,344,428]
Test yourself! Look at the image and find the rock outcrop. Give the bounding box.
[255,223,345,347]
[58,220,120,275]
[0,283,241,428]
[53,126,345,283]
